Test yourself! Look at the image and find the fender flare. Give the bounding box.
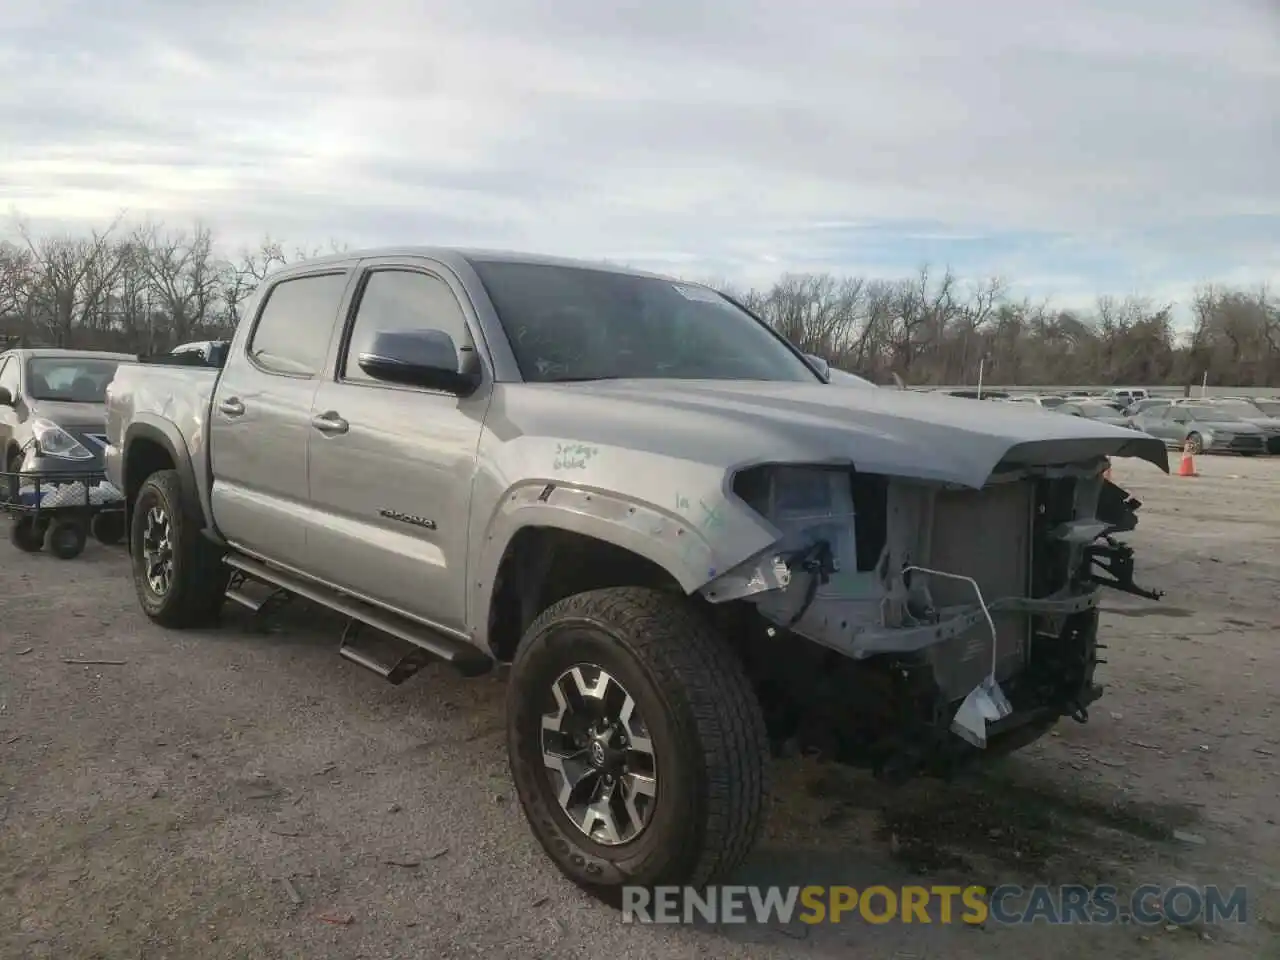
[122,417,206,524]
[465,482,746,647]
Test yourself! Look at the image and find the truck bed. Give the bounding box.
[104,363,220,500]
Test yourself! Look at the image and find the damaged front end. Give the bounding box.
[702,457,1162,781]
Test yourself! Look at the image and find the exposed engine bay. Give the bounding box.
[701,459,1161,779]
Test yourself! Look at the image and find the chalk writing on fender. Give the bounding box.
[553,443,599,470]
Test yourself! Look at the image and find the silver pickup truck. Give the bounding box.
[105,247,1167,895]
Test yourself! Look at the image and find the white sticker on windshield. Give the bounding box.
[672,283,725,304]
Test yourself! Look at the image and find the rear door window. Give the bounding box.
[248,273,350,377]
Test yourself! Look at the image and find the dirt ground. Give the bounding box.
[2,453,1278,959]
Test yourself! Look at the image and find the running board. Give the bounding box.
[222,554,493,679]
[339,621,437,685]
[224,584,265,613]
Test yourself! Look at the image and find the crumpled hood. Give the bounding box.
[502,379,1170,489]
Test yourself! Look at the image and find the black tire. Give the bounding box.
[507,586,768,897]
[4,452,42,553]
[47,520,87,560]
[130,469,227,627]
[1239,450,1259,458]
[1186,432,1203,456]
[90,511,125,545]
[9,517,45,553]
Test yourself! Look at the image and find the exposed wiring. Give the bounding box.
[782,539,834,628]
[901,564,999,681]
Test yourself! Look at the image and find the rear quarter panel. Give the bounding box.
[106,363,220,523]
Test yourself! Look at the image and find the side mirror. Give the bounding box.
[357,329,480,395]
[0,387,12,406]
[803,353,831,382]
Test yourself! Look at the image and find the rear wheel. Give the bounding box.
[130,469,227,627]
[1186,432,1204,455]
[507,586,769,897]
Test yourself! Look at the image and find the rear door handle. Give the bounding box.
[218,397,245,417]
[311,411,349,435]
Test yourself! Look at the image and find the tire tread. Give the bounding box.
[517,586,769,887]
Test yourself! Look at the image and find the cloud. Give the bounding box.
[2,0,1277,305]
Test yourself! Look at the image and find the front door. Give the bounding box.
[305,261,489,632]
[208,269,353,570]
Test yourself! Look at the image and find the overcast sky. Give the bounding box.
[2,0,1277,305]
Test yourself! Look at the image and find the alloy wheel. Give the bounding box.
[539,664,658,845]
[141,505,174,596]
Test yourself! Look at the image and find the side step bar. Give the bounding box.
[224,584,265,613]
[222,554,493,681]
[338,623,438,685]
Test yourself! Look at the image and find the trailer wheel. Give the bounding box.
[9,517,45,553]
[47,520,88,560]
[90,511,125,545]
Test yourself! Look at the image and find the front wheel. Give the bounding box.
[130,469,227,627]
[1186,432,1204,455]
[507,586,769,897]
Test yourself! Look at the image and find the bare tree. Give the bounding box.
[3,212,1278,387]
[16,214,127,347]
[133,222,223,349]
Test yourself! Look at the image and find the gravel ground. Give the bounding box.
[1,453,1279,959]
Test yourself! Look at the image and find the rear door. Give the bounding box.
[208,269,355,569]
[304,259,491,631]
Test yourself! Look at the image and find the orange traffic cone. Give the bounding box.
[1178,439,1198,477]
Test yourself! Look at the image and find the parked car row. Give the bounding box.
[0,249,1170,899]
[982,389,1280,455]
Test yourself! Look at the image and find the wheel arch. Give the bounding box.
[122,419,203,543]
[471,483,743,661]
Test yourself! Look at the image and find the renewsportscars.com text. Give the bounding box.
[621,884,1249,926]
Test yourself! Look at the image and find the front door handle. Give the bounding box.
[311,411,349,435]
[218,397,245,417]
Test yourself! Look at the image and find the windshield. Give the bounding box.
[470,260,821,383]
[25,357,121,402]
[1254,400,1280,417]
[1039,396,1066,408]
